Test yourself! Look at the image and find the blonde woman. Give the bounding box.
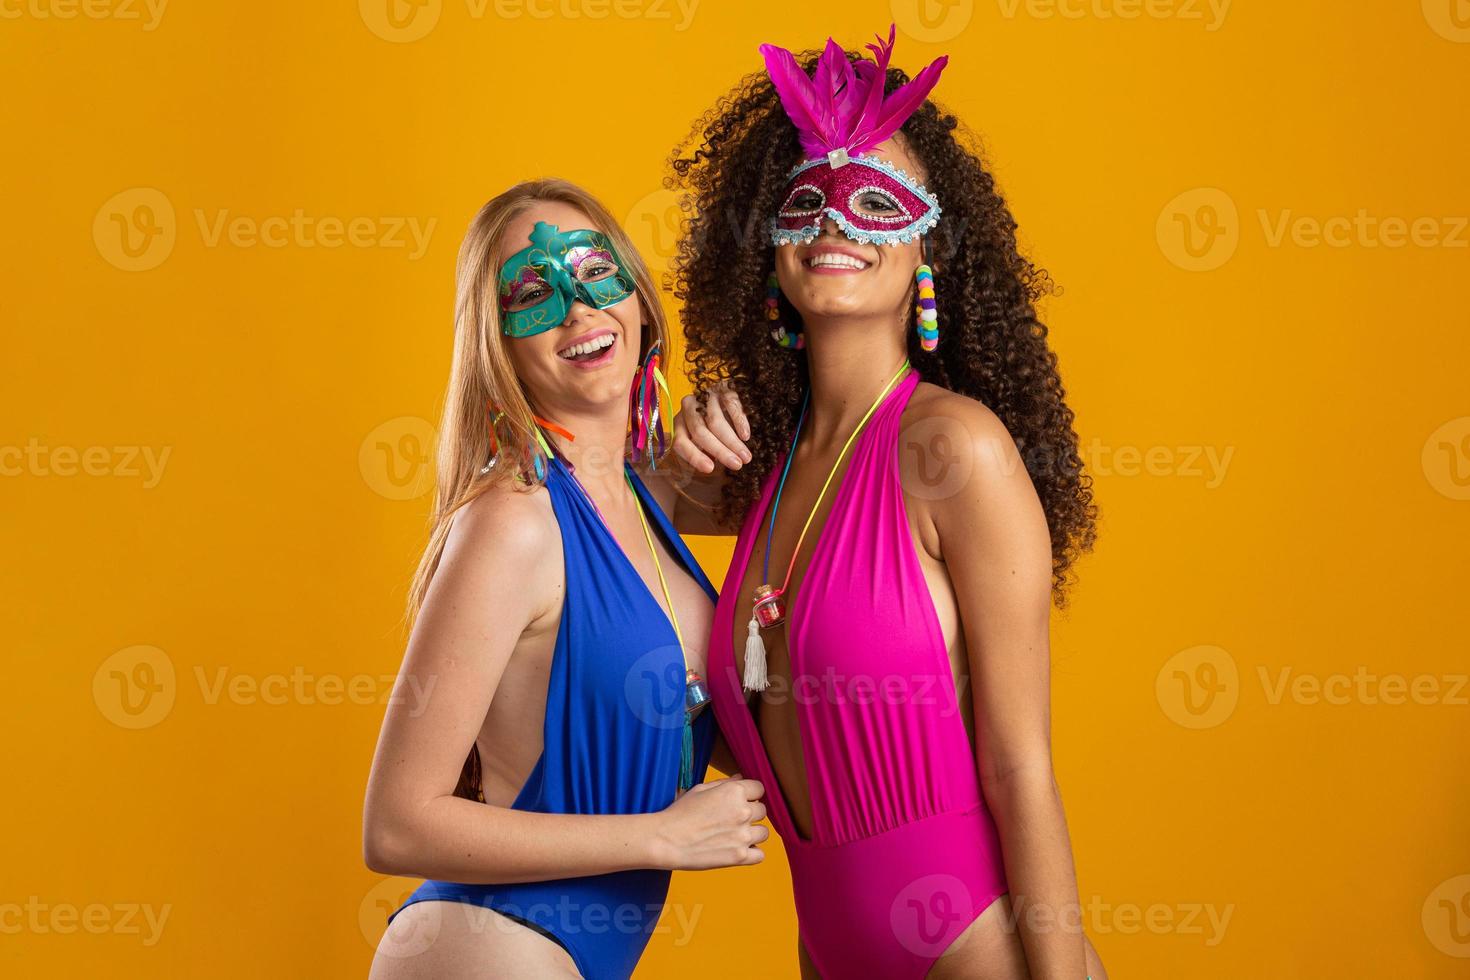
[363,179,766,980]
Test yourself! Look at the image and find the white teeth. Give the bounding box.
[559,333,615,358]
[806,253,868,270]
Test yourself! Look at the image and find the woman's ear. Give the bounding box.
[922,233,939,276]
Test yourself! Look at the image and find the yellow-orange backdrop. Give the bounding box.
[3,1,1467,977]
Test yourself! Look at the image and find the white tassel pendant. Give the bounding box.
[742,616,769,693]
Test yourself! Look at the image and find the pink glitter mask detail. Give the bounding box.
[499,266,546,310]
[771,154,941,247]
[760,25,948,247]
[565,245,615,278]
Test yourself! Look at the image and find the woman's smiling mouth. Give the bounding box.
[802,244,872,274]
[556,329,618,368]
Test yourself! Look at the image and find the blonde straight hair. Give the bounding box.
[405,179,671,628]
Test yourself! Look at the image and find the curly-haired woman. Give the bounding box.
[668,27,1107,980]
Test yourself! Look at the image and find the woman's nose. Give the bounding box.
[562,301,597,329]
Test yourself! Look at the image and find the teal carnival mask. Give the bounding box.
[497,222,636,337]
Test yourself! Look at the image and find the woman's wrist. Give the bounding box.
[631,810,675,871]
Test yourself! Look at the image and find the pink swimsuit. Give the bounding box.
[709,370,1008,978]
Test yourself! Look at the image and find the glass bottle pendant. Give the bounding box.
[752,583,786,628]
[685,668,711,719]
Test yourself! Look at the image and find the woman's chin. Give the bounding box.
[795,301,898,326]
[566,368,636,412]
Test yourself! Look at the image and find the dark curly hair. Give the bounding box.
[667,48,1097,601]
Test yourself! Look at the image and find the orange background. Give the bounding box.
[3,0,1468,977]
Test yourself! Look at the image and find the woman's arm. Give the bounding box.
[925,397,1091,980]
[362,487,768,883]
[661,384,751,535]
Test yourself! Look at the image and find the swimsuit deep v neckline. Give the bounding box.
[558,457,704,649]
[729,370,921,844]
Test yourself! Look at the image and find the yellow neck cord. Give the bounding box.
[775,356,912,596]
[626,473,686,658]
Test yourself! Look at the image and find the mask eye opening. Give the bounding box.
[566,246,620,284]
[500,268,554,312]
[779,183,826,218]
[846,186,914,225]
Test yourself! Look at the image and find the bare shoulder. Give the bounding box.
[900,382,1050,580]
[905,380,1015,437]
[405,479,565,677]
[899,382,1035,510]
[440,479,560,579]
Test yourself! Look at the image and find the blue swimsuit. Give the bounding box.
[390,456,718,979]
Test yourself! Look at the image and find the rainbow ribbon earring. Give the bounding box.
[766,273,805,349]
[915,264,938,351]
[483,399,571,482]
[481,403,505,475]
[629,338,674,467]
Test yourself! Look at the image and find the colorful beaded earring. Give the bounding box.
[765,273,806,349]
[914,263,939,351]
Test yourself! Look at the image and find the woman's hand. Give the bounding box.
[650,775,768,870]
[673,384,752,474]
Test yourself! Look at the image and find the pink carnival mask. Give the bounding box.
[761,25,948,247]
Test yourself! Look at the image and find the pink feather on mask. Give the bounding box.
[759,23,948,161]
